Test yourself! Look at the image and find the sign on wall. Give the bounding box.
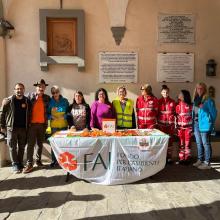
[99,52,138,83]
[157,53,194,82]
[158,14,195,43]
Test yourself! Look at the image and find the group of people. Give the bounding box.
[0,79,217,174]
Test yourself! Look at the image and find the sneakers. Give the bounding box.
[193,160,202,167]
[198,162,211,170]
[35,161,44,168]
[12,164,21,174]
[23,164,33,173]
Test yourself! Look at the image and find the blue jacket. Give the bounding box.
[193,97,217,132]
[47,95,69,120]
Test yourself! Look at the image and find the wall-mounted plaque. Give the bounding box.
[157,53,194,82]
[39,9,85,71]
[99,52,138,83]
[158,14,195,43]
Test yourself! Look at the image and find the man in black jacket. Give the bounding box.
[23,79,50,173]
[0,83,31,173]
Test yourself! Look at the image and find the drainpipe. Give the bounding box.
[0,0,3,18]
[0,0,6,101]
[0,0,7,167]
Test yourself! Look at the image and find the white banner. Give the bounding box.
[99,52,138,83]
[49,130,169,185]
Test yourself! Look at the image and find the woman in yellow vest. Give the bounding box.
[112,86,136,129]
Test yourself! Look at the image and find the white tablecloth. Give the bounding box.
[49,129,169,185]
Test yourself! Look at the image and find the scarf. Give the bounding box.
[194,96,203,107]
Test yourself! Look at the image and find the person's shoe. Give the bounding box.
[12,164,21,174]
[193,160,203,167]
[166,158,173,165]
[198,162,211,170]
[177,160,185,165]
[183,159,192,165]
[23,164,33,173]
[35,161,44,168]
[18,163,24,171]
[49,161,58,168]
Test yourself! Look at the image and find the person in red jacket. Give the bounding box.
[176,90,193,164]
[136,84,158,129]
[158,85,176,163]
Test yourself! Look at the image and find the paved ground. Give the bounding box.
[1,162,220,220]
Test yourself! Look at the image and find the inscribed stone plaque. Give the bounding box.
[99,52,138,83]
[157,53,194,82]
[158,14,195,43]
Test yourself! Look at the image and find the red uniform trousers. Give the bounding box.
[138,123,157,129]
[177,127,192,161]
[158,124,174,159]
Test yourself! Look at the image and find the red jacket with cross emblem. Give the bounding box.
[158,97,176,126]
[136,95,158,128]
[176,101,192,127]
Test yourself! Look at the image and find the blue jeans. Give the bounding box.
[194,121,212,163]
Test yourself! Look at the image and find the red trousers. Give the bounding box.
[158,124,174,159]
[177,127,192,161]
[138,124,157,129]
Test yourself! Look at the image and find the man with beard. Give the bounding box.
[0,83,31,173]
[23,79,50,173]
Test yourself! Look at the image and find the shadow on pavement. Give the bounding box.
[0,191,105,214]
[77,200,220,220]
[136,163,220,184]
[0,175,79,191]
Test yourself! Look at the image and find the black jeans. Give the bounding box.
[6,127,27,166]
[26,124,45,165]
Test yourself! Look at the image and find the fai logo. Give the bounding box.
[58,152,78,171]
[138,138,151,151]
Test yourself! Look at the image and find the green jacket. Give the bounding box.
[0,95,31,130]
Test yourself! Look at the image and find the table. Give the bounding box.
[49,129,169,185]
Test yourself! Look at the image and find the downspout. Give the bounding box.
[0,0,7,167]
[0,0,3,18]
[0,0,7,101]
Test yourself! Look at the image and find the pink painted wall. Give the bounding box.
[1,0,220,128]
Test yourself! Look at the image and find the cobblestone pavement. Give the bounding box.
[1,162,220,220]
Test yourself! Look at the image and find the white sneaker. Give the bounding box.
[193,160,202,167]
[198,163,211,170]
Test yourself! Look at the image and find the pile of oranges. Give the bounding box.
[67,130,139,137]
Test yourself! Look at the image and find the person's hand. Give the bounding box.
[91,128,99,131]
[70,126,76,132]
[0,128,6,134]
[83,128,89,132]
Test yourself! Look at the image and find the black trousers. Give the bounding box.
[26,123,45,165]
[7,127,27,166]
